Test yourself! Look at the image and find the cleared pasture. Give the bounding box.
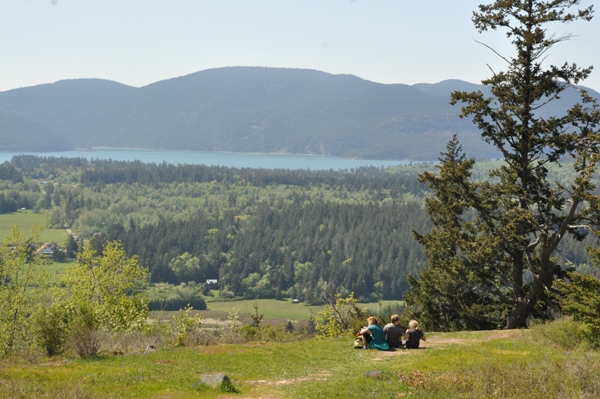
[0,210,68,244]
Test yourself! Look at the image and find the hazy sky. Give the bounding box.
[1,0,599,92]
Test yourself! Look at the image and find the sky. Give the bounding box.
[1,0,599,92]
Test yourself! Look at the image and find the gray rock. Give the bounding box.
[200,373,230,388]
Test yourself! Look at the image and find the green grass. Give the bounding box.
[2,327,598,398]
[205,298,323,322]
[0,210,68,245]
[43,258,76,283]
[203,298,406,323]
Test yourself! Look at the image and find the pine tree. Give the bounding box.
[408,0,600,329]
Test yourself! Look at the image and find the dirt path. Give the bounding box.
[372,329,524,359]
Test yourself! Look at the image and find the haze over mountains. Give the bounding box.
[0,67,597,161]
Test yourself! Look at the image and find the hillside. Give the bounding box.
[1,67,597,160]
[0,112,72,152]
[1,323,598,398]
[0,68,480,160]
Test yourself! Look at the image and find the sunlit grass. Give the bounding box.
[0,210,68,244]
[2,326,598,399]
[204,298,322,322]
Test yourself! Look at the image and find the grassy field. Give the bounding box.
[205,298,322,323]
[0,210,68,245]
[201,298,405,324]
[2,323,598,399]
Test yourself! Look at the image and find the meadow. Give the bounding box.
[203,298,404,323]
[0,210,68,245]
[1,321,598,399]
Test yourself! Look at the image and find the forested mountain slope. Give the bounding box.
[0,68,488,159]
[3,68,595,160]
[0,112,72,151]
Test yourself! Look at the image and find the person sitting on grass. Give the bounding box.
[358,316,389,351]
[383,314,404,349]
[403,319,426,349]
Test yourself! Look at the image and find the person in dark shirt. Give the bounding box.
[383,314,403,348]
[403,319,426,349]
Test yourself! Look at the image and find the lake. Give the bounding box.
[0,149,410,170]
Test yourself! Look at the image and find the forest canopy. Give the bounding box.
[0,155,596,303]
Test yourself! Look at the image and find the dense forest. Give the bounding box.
[1,155,596,301]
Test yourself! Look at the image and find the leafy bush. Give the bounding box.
[315,293,366,338]
[172,305,204,347]
[531,317,599,350]
[68,303,100,358]
[147,284,207,311]
[32,305,69,357]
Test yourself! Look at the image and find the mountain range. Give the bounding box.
[0,67,597,161]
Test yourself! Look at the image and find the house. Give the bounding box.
[36,242,55,257]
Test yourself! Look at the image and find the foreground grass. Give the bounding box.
[2,327,599,399]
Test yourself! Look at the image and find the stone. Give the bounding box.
[200,373,231,388]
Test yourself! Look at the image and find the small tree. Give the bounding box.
[315,293,365,338]
[0,226,48,357]
[555,242,600,338]
[57,240,149,332]
[65,234,78,259]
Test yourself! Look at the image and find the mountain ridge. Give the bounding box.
[1,67,596,160]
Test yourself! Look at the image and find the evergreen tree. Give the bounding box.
[408,0,600,329]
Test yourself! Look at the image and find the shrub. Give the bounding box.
[173,305,204,347]
[68,303,100,358]
[315,293,366,338]
[147,285,207,311]
[32,305,69,357]
[531,317,599,350]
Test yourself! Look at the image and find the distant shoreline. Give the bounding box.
[0,149,410,170]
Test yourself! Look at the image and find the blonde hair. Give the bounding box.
[409,320,419,330]
[367,316,378,325]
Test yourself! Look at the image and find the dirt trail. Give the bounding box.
[372,329,523,359]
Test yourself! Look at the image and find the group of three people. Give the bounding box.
[358,315,425,351]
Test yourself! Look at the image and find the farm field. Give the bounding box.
[1,325,598,399]
[204,298,323,323]
[0,211,68,245]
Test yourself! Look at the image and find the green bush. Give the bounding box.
[147,285,207,311]
[531,317,600,350]
[68,303,100,358]
[32,305,69,357]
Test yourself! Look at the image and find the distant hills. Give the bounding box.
[0,67,597,160]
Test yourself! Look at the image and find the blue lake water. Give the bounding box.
[0,150,410,170]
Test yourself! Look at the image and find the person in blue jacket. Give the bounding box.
[358,316,389,351]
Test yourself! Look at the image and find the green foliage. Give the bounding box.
[249,300,263,328]
[531,316,599,350]
[406,138,511,331]
[409,0,600,330]
[172,305,204,347]
[32,304,69,357]
[168,252,205,284]
[57,240,149,332]
[146,283,207,311]
[315,292,365,338]
[0,226,48,357]
[555,272,600,346]
[68,302,101,358]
